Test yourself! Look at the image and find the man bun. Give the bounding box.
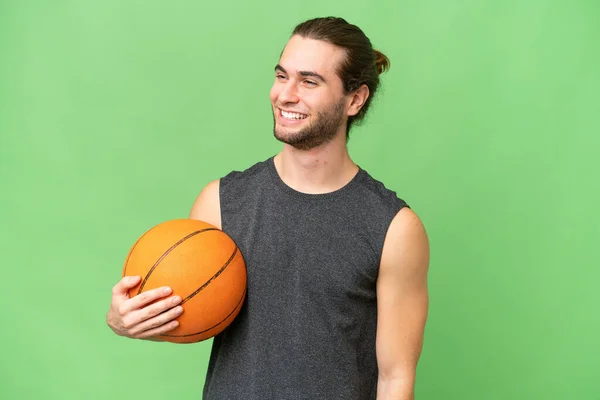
[374,49,390,74]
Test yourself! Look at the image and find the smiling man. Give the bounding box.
[107,17,429,400]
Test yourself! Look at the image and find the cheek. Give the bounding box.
[269,85,279,104]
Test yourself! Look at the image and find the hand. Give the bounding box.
[106,276,184,340]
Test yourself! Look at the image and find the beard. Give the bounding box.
[272,99,345,151]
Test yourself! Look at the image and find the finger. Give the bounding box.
[129,304,184,337]
[135,319,181,339]
[122,295,182,328]
[118,286,173,316]
[119,287,181,320]
[112,276,141,297]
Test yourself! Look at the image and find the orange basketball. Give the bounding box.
[122,219,247,343]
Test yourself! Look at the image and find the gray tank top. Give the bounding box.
[203,157,409,400]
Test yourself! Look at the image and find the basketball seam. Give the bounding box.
[181,246,239,304]
[160,286,246,338]
[137,228,219,294]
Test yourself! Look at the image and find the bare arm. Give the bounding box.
[376,207,430,400]
[106,179,222,340]
[189,179,222,229]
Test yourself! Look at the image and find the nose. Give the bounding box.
[278,81,299,104]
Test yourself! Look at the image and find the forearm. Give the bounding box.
[376,375,415,400]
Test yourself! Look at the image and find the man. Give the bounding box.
[107,17,429,400]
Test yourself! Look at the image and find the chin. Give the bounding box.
[274,128,294,141]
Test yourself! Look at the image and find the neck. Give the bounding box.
[273,132,358,194]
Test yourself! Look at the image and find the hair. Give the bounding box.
[292,17,390,137]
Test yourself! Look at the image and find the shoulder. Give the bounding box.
[189,157,274,229]
[189,179,221,229]
[220,157,273,190]
[387,208,427,243]
[219,157,275,216]
[357,168,408,205]
[380,207,430,278]
[354,168,410,219]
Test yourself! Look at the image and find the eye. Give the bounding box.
[276,74,287,81]
[304,80,317,87]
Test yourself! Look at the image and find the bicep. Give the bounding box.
[189,179,222,229]
[376,207,430,378]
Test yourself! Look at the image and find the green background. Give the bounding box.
[1,0,598,399]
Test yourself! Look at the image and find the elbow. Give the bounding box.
[378,366,416,385]
[377,369,416,400]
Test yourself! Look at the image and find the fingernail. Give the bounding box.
[163,287,171,295]
[172,296,181,304]
[128,276,139,284]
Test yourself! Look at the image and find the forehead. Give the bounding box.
[279,35,346,79]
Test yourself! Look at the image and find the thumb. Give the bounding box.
[123,275,141,288]
[112,275,141,296]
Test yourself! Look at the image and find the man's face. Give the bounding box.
[270,35,349,150]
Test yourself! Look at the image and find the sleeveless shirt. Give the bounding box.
[203,157,409,400]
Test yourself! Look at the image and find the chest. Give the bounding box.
[233,201,381,305]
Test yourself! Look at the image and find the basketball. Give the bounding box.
[122,219,247,343]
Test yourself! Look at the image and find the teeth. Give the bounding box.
[281,110,307,120]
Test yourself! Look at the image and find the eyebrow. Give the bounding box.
[275,64,327,84]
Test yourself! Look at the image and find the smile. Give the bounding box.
[280,109,308,120]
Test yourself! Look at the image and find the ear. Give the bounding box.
[346,84,370,117]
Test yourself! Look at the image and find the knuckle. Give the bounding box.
[151,318,162,329]
[141,292,154,303]
[118,305,128,316]
[144,306,157,320]
[107,314,118,330]
[155,297,167,309]
[121,317,134,329]
[159,300,170,311]
[159,300,173,313]
[112,279,126,295]
[136,329,151,339]
[127,327,139,337]
[146,306,159,318]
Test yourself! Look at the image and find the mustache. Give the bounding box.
[274,105,309,114]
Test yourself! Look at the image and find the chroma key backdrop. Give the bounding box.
[0,1,598,399]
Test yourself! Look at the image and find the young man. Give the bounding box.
[107,17,429,400]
